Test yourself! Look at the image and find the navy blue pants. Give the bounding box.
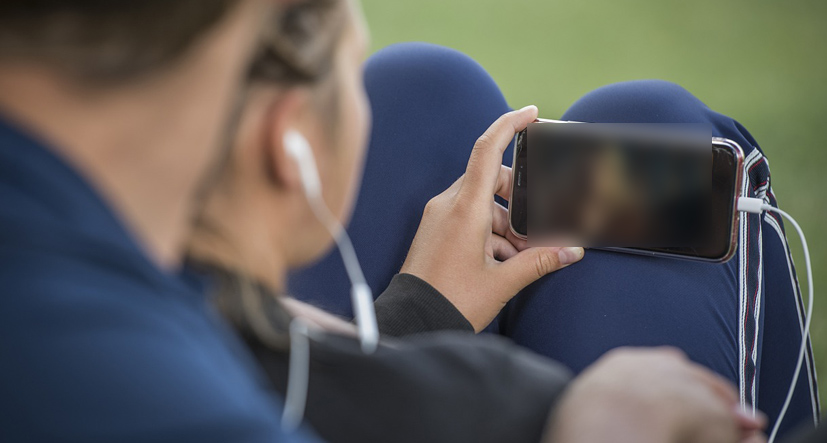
[289,42,819,437]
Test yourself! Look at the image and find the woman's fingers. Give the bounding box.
[492,202,511,237]
[491,234,519,261]
[492,201,531,251]
[460,106,537,207]
[689,364,739,406]
[740,432,767,443]
[733,407,767,434]
[496,246,584,295]
[495,165,513,201]
[686,363,767,436]
[505,229,529,250]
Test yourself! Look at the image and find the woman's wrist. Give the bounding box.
[373,273,474,337]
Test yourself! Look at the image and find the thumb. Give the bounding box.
[498,247,584,293]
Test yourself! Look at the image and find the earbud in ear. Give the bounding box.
[283,130,322,199]
[283,130,381,356]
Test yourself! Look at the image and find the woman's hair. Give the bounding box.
[248,0,348,87]
[0,0,234,83]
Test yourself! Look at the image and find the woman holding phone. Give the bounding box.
[186,0,766,441]
[292,40,818,442]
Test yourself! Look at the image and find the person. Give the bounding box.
[186,2,573,441]
[0,1,772,443]
[0,1,318,441]
[288,38,819,442]
[186,0,764,442]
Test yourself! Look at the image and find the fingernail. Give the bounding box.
[558,247,584,265]
[733,405,766,427]
[733,405,753,420]
[520,105,538,113]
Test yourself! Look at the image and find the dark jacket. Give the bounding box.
[0,117,313,442]
[207,269,572,443]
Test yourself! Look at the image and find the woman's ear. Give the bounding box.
[262,89,310,192]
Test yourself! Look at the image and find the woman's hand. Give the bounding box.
[545,347,767,443]
[400,106,584,332]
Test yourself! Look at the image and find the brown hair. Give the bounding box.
[248,0,348,87]
[247,0,351,141]
[0,0,235,82]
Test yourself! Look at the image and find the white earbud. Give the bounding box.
[283,130,322,200]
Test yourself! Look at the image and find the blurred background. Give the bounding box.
[361,0,827,408]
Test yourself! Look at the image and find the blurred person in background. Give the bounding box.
[187,0,768,442]
[0,0,319,441]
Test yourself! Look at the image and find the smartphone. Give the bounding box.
[508,120,745,263]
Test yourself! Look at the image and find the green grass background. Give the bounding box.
[361,0,827,409]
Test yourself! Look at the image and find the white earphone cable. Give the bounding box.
[306,191,379,354]
[280,130,379,432]
[281,318,311,431]
[738,197,814,443]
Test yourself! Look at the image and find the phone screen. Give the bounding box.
[509,122,743,262]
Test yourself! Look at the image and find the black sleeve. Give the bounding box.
[251,330,572,443]
[374,273,474,336]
